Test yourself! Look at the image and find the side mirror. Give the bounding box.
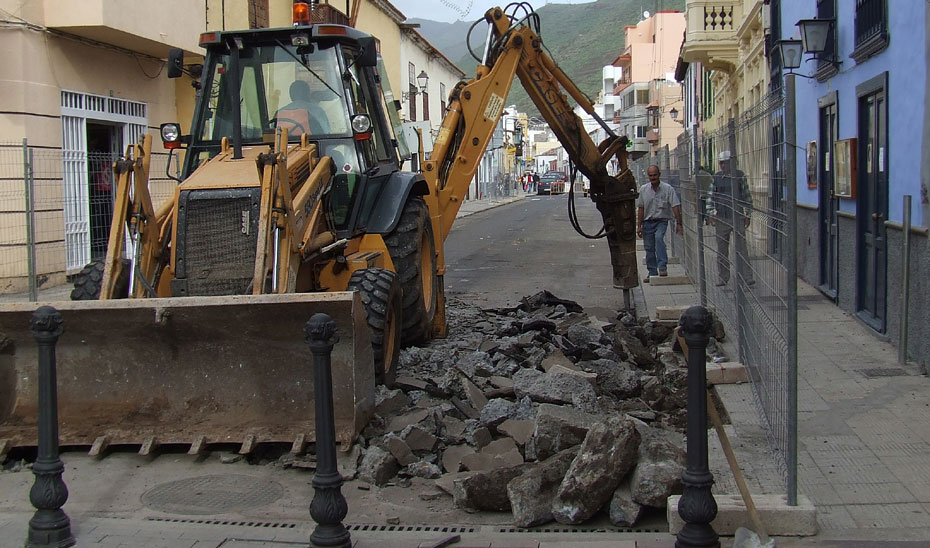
[168,48,184,79]
[357,37,378,67]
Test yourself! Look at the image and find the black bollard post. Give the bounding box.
[676,305,719,548]
[304,313,351,548]
[26,306,75,548]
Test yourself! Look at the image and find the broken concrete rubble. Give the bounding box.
[507,447,579,527]
[357,291,693,527]
[551,415,641,524]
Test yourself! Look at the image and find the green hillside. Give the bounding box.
[411,0,684,117]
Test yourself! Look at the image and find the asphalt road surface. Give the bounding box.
[445,192,627,314]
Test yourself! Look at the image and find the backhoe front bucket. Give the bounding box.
[0,293,374,453]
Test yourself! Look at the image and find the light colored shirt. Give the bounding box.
[636,181,680,221]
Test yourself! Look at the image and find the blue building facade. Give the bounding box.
[782,0,929,369]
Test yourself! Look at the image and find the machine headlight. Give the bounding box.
[160,123,182,149]
[351,114,372,134]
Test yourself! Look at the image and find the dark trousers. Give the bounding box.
[715,217,753,283]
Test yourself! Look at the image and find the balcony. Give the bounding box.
[680,0,744,72]
[309,4,350,26]
[43,0,204,56]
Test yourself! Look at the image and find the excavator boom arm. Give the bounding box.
[426,6,640,289]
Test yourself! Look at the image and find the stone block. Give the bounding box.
[667,494,817,536]
[655,305,689,321]
[705,363,725,385]
[648,275,691,286]
[720,361,749,383]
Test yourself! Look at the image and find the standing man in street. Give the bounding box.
[709,151,755,286]
[636,165,683,283]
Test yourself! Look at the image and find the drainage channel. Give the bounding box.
[147,517,663,535]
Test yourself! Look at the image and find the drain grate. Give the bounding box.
[498,526,662,534]
[142,474,283,515]
[860,367,910,378]
[147,517,297,529]
[347,525,476,533]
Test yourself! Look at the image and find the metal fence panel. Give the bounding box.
[0,142,176,300]
[631,86,798,502]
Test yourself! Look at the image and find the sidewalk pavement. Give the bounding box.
[640,241,930,544]
[2,192,929,547]
[455,192,530,218]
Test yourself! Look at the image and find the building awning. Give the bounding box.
[646,100,659,109]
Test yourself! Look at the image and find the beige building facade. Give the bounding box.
[680,0,770,126]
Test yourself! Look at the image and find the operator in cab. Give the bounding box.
[275,80,330,136]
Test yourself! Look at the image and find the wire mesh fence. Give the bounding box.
[0,141,178,300]
[631,86,798,503]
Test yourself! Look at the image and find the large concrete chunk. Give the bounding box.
[358,446,400,486]
[452,464,530,511]
[507,448,579,527]
[513,367,598,412]
[629,431,685,507]
[609,478,644,527]
[552,415,641,524]
[529,403,601,461]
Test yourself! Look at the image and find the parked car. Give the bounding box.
[538,171,566,195]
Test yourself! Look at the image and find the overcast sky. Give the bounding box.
[389,0,595,23]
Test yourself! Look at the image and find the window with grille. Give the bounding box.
[815,0,838,75]
[852,0,888,62]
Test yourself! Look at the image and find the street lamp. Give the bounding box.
[777,39,804,71]
[797,18,831,53]
[777,18,840,78]
[402,70,429,101]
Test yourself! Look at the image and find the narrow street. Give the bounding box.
[445,192,623,312]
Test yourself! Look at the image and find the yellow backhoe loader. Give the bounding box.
[0,3,637,456]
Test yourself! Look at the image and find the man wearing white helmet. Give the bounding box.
[709,151,755,286]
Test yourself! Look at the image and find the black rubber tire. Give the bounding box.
[347,267,401,387]
[70,258,131,300]
[384,196,438,346]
